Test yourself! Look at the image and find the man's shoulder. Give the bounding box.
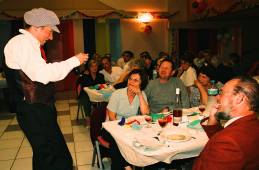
[169,77,182,83]
[6,34,26,45]
[146,79,159,87]
[112,66,123,72]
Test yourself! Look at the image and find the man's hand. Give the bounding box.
[75,53,89,64]
[207,103,220,125]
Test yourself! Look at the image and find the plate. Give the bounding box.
[166,134,191,142]
[161,130,191,142]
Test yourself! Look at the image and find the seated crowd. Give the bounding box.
[76,50,259,170]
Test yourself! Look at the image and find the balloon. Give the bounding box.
[192,1,199,9]
[198,2,208,11]
[144,25,152,33]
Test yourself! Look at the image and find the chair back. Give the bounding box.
[90,102,108,145]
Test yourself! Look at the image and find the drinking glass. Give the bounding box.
[158,117,168,129]
[198,104,206,116]
[144,115,152,128]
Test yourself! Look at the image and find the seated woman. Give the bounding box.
[102,69,149,170]
[189,63,223,107]
[77,59,105,117]
[113,58,146,89]
[108,69,149,120]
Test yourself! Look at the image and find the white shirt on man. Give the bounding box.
[180,66,197,87]
[4,29,79,84]
[99,66,123,84]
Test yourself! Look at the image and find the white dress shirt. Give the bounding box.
[4,29,79,84]
[180,66,197,87]
[99,66,123,84]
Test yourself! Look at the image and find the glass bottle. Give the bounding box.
[173,88,183,126]
[208,80,218,96]
[207,80,219,112]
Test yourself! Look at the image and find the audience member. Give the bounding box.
[216,58,235,83]
[190,63,223,107]
[117,51,134,70]
[178,52,197,92]
[145,59,190,113]
[193,76,259,170]
[77,59,105,117]
[114,58,146,89]
[99,56,123,85]
[104,69,149,170]
[140,51,155,80]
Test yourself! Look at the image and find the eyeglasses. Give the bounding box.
[128,77,140,83]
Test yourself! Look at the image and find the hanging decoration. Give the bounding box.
[0,10,179,21]
[191,0,259,19]
[138,12,153,33]
[192,0,208,14]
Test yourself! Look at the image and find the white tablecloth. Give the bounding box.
[103,115,208,167]
[83,86,115,102]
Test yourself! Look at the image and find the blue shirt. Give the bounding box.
[107,87,147,119]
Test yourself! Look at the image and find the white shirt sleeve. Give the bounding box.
[4,33,80,85]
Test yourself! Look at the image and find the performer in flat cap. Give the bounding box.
[4,8,88,170]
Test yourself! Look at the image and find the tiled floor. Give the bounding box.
[0,99,111,170]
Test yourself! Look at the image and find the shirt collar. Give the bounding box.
[19,29,41,48]
[224,116,244,128]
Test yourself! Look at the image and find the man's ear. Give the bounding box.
[234,93,245,105]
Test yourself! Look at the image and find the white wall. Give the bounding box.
[120,19,169,59]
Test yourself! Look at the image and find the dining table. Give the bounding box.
[102,107,209,167]
[83,84,115,103]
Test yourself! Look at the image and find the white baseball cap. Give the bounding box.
[24,8,60,33]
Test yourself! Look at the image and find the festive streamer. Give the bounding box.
[191,0,259,18]
[1,10,180,20]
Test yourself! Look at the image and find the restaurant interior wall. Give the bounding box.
[120,18,169,59]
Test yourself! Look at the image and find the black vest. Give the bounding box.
[4,67,55,106]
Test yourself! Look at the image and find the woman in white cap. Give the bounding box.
[4,8,88,170]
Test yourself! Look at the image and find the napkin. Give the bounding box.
[187,119,202,129]
[135,136,162,149]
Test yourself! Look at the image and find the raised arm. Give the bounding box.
[194,80,208,105]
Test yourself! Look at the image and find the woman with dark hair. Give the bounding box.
[113,58,146,89]
[107,69,149,120]
[78,59,105,117]
[189,63,223,107]
[99,69,149,170]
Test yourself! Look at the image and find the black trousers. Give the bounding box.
[16,101,73,170]
[102,129,129,170]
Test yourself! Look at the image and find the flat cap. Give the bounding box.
[24,8,60,33]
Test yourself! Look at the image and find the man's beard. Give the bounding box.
[214,105,233,121]
[215,111,232,121]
